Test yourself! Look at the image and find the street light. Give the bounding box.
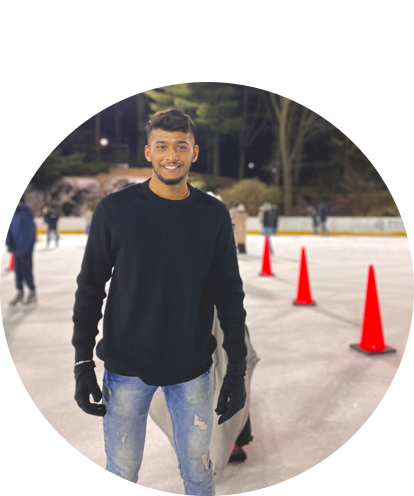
[99,137,129,166]
[248,162,255,169]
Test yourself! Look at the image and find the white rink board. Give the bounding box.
[247,216,405,234]
[34,216,406,235]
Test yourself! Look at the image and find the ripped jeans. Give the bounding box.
[102,368,215,496]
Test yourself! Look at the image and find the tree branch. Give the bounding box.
[260,83,278,132]
[245,116,268,148]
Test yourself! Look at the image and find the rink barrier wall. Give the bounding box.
[242,216,406,236]
[34,216,406,236]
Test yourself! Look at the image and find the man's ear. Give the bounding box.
[192,145,199,163]
[144,145,152,162]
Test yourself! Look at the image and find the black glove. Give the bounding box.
[74,361,106,417]
[215,361,246,425]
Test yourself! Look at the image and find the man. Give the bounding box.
[43,205,59,247]
[307,205,318,235]
[318,203,329,235]
[72,109,247,495]
[6,195,37,306]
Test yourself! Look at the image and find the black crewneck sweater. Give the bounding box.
[72,179,247,386]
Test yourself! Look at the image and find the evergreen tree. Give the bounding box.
[145,83,244,176]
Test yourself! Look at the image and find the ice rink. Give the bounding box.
[1,233,413,495]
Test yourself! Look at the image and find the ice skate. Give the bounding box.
[228,444,247,463]
[23,290,37,306]
[9,291,24,307]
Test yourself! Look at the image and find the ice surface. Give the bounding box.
[0,235,414,496]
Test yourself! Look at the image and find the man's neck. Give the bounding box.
[149,173,189,200]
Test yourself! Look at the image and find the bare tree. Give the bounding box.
[265,93,327,212]
[237,87,268,179]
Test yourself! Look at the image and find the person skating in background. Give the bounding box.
[257,204,264,230]
[307,205,318,235]
[318,203,329,235]
[229,202,238,224]
[148,309,259,470]
[82,205,94,235]
[233,204,248,254]
[262,202,274,254]
[6,195,37,307]
[43,205,60,247]
[270,204,279,235]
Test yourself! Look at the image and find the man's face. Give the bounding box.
[145,129,199,186]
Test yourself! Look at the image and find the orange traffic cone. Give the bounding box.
[8,254,14,271]
[259,235,274,276]
[350,265,396,355]
[293,247,315,305]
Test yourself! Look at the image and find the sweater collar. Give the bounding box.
[142,178,197,206]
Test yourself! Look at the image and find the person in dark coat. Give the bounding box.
[6,195,37,306]
[270,204,279,235]
[318,203,329,235]
[307,205,318,235]
[43,205,59,247]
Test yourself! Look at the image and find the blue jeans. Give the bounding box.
[102,368,215,495]
[47,226,59,245]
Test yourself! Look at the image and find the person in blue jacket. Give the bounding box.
[318,203,329,235]
[6,195,37,306]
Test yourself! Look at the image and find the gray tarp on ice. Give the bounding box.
[148,307,260,471]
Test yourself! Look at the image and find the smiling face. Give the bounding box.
[145,129,199,186]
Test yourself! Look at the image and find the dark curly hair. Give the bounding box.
[146,109,196,143]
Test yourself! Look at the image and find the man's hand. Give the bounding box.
[215,361,246,425]
[74,361,106,417]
